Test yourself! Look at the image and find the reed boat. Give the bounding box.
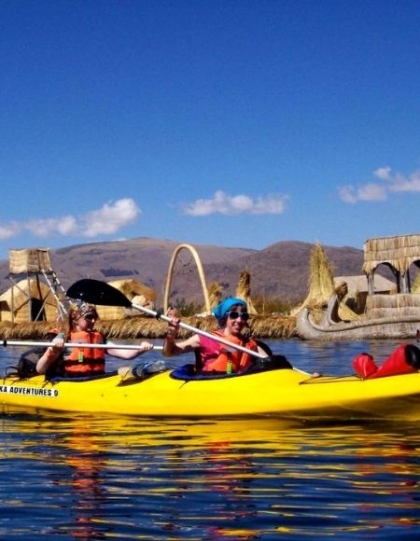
[296,234,420,341]
[2,357,420,421]
[296,302,420,341]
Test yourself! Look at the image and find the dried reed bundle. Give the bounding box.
[235,270,258,314]
[295,243,335,315]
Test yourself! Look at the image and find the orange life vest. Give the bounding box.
[63,331,106,375]
[199,330,258,373]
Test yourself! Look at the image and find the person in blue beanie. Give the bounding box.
[163,297,269,374]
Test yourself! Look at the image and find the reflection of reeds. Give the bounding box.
[0,313,298,341]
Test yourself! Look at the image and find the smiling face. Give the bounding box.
[223,304,250,336]
[69,303,99,332]
[75,311,98,332]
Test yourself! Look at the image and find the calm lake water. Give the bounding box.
[1,338,420,540]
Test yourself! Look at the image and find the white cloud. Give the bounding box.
[0,222,21,240]
[337,186,357,204]
[181,190,288,216]
[374,166,392,181]
[357,183,388,201]
[83,198,140,237]
[388,170,420,193]
[339,166,420,203]
[0,198,141,241]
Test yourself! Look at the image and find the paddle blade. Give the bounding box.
[67,279,132,308]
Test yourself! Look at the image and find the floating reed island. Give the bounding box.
[0,313,298,343]
[0,244,299,344]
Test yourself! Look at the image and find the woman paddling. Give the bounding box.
[36,301,154,378]
[163,297,269,374]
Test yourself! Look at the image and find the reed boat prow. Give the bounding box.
[296,304,420,340]
[296,235,420,341]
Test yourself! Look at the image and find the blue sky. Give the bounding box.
[1,0,420,260]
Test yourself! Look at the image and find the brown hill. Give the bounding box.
[0,237,364,306]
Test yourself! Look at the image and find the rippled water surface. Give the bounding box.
[2,339,420,540]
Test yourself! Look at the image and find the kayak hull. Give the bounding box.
[2,367,420,421]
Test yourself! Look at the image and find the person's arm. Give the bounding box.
[106,341,154,360]
[36,334,65,375]
[162,315,200,357]
[163,333,200,357]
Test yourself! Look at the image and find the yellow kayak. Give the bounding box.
[2,360,420,421]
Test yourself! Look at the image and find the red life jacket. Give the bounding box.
[199,330,258,373]
[63,330,106,375]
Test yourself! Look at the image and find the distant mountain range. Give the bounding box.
[0,237,364,305]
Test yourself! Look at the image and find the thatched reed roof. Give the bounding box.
[8,248,53,274]
[0,278,59,323]
[363,233,420,274]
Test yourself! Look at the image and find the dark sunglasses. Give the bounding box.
[83,315,97,321]
[226,310,250,321]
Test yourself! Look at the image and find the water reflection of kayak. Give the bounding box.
[2,356,420,421]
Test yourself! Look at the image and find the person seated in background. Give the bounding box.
[162,297,269,374]
[36,301,154,378]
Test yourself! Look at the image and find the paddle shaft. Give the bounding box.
[129,302,267,360]
[127,302,310,374]
[66,278,296,365]
[2,340,163,350]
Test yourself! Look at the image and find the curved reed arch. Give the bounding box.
[163,243,211,314]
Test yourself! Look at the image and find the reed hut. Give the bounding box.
[360,233,420,318]
[95,278,156,320]
[5,247,69,322]
[363,233,420,294]
[0,278,59,323]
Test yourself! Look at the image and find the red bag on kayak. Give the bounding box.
[352,353,378,378]
[368,344,420,379]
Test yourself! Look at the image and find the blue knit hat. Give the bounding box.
[212,297,247,326]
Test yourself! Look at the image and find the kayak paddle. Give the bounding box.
[67,278,269,360]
